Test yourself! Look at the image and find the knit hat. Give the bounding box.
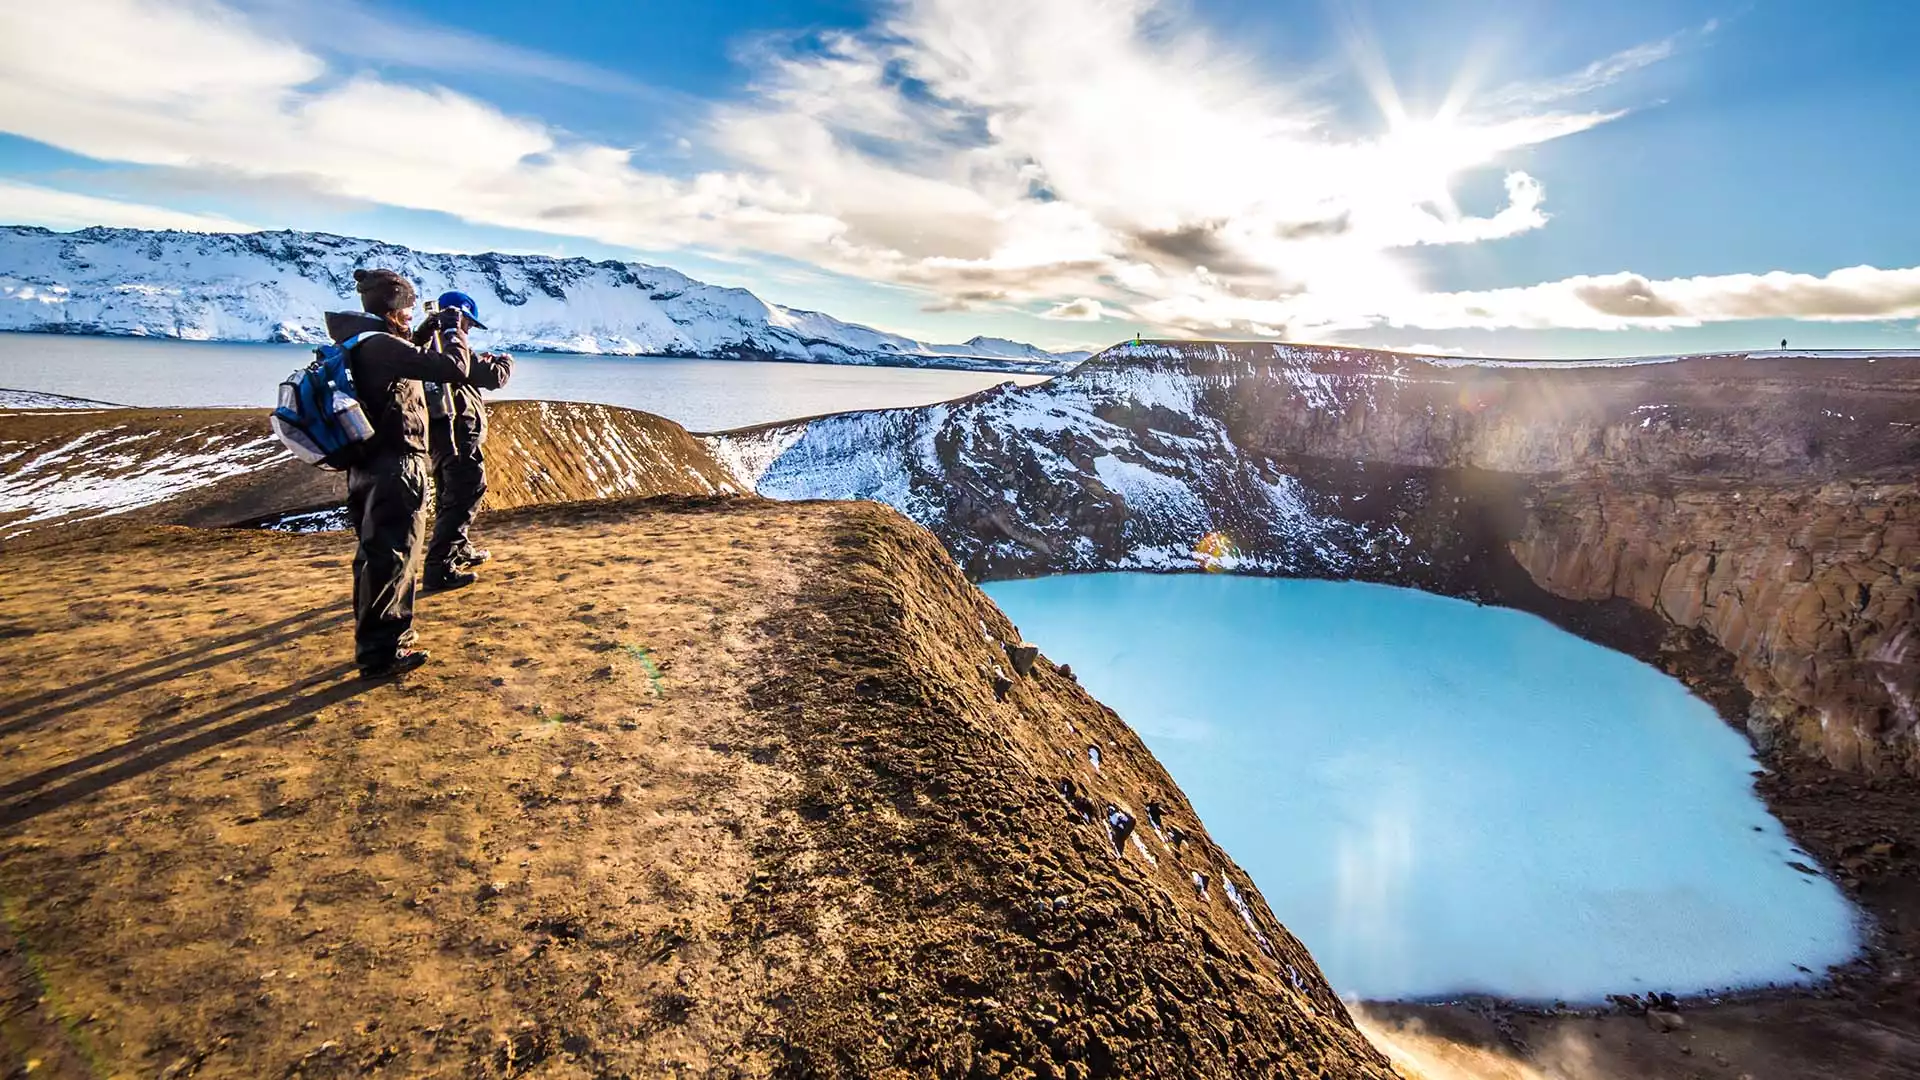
[353,268,417,315]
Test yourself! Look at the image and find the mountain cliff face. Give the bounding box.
[715,342,1920,777]
[0,225,1089,373]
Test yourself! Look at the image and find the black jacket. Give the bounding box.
[420,335,512,458]
[325,310,472,457]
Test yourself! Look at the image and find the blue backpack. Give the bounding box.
[270,331,381,469]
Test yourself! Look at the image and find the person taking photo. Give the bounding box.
[326,269,473,678]
[417,290,512,592]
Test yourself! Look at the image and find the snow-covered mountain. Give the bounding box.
[0,226,1092,374]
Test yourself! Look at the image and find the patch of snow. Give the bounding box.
[0,387,124,409]
[0,426,286,537]
[260,506,351,533]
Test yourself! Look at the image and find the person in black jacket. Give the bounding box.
[418,291,513,592]
[329,268,472,678]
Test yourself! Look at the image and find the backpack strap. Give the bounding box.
[341,330,386,351]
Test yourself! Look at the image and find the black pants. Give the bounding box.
[347,452,428,668]
[427,442,487,571]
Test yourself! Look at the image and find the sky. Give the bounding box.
[0,0,1916,356]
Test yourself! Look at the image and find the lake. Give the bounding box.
[0,332,1051,432]
[982,572,1862,1003]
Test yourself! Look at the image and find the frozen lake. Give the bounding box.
[982,572,1862,1003]
[0,332,1050,432]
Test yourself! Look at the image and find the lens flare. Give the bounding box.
[1193,531,1240,572]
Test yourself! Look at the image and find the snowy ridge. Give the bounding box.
[0,398,745,540]
[1100,340,1920,370]
[754,406,954,531]
[0,422,284,537]
[0,226,1091,374]
[0,387,125,410]
[714,351,1405,575]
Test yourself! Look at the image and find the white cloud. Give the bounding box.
[1389,265,1920,331]
[0,0,837,255]
[697,0,1624,316]
[1041,297,1121,322]
[6,0,1826,343]
[0,180,255,233]
[1487,38,1678,108]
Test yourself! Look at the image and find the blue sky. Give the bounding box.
[0,0,1916,356]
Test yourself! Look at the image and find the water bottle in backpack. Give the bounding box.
[270,331,381,469]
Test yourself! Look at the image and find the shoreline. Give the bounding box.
[0,326,1078,377]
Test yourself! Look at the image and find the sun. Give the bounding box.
[1375,116,1481,213]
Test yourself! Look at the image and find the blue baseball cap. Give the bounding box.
[435,290,487,329]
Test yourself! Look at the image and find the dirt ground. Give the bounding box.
[0,497,1390,1079]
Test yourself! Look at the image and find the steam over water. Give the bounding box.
[983,573,1862,1003]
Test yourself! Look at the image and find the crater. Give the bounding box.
[986,571,1864,1003]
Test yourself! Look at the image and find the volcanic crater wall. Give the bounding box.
[0,399,745,540]
[719,343,1920,777]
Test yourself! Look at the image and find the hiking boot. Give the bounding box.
[361,648,430,679]
[453,547,492,567]
[423,566,478,593]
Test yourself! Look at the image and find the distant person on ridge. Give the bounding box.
[418,290,513,592]
[328,269,473,678]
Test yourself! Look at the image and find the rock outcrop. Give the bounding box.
[0,498,1392,1078]
[718,343,1920,776]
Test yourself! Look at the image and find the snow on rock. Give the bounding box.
[0,226,1092,375]
[701,427,806,491]
[0,388,125,410]
[0,424,285,537]
[753,406,953,530]
[711,338,1920,590]
[709,344,1420,578]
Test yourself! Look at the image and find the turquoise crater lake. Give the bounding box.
[982,573,1862,1003]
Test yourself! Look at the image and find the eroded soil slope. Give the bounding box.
[0,498,1389,1079]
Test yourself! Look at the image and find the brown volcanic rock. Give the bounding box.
[1517,479,1919,775]
[0,498,1389,1079]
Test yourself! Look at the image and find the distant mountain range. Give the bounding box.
[0,226,1092,374]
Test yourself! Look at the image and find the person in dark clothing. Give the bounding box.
[331,268,472,678]
[419,291,513,592]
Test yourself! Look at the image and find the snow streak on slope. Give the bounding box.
[719,346,1397,574]
[0,424,284,537]
[0,226,1091,374]
[0,388,124,410]
[754,407,953,531]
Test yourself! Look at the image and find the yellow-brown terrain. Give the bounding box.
[0,498,1392,1079]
